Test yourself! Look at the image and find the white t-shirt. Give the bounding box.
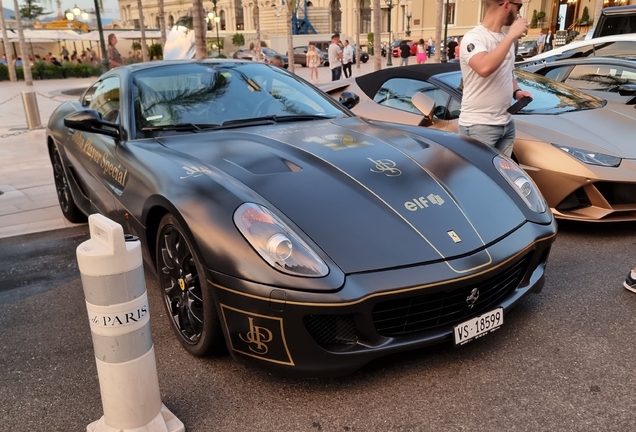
[343,45,354,64]
[328,43,342,69]
[459,25,515,126]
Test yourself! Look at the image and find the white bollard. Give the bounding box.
[77,214,185,432]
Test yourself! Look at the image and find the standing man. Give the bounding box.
[447,37,458,60]
[342,40,354,78]
[536,31,546,54]
[107,33,123,68]
[544,29,554,52]
[457,0,532,157]
[399,40,410,66]
[61,46,69,62]
[328,33,343,81]
[427,36,434,55]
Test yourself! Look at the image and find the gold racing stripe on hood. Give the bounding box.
[245,123,492,274]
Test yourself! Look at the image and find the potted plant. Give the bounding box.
[536,11,546,28]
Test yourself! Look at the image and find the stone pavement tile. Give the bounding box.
[0,205,20,217]
[0,189,26,201]
[12,196,60,212]
[0,218,70,238]
[5,174,53,190]
[0,205,64,227]
[21,184,56,198]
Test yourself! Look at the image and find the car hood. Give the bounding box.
[155,118,527,273]
[515,105,636,158]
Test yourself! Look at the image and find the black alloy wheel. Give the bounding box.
[156,214,222,356]
[50,145,86,223]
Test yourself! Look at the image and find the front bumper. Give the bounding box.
[207,220,556,377]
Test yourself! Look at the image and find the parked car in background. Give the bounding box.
[232,47,289,68]
[391,40,417,57]
[592,5,636,38]
[351,46,369,63]
[516,34,636,67]
[521,57,636,104]
[321,63,636,221]
[516,40,538,60]
[290,46,328,67]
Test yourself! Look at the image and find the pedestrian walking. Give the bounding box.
[544,30,554,52]
[416,39,427,64]
[537,31,546,54]
[457,0,532,157]
[342,40,354,78]
[328,33,343,81]
[306,44,320,82]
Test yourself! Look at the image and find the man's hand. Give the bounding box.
[515,89,532,100]
[508,17,529,39]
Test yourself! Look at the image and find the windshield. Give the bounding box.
[436,70,604,114]
[132,62,346,137]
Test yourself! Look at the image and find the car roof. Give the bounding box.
[600,4,636,15]
[521,56,636,72]
[355,63,460,98]
[522,33,636,63]
[118,59,254,73]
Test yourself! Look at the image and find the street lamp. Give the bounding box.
[441,0,450,62]
[385,0,393,67]
[405,12,412,37]
[212,0,221,57]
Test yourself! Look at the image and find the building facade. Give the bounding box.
[116,0,632,48]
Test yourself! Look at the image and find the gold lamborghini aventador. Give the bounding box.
[322,63,636,222]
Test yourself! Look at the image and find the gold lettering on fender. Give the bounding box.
[239,317,273,355]
[71,131,128,188]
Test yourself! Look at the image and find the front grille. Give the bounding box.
[304,314,358,348]
[372,255,531,337]
[595,182,636,205]
[556,187,591,211]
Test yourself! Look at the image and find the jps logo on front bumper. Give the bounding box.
[404,193,445,211]
[369,158,402,177]
[220,304,294,366]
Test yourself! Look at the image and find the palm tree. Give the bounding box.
[158,0,166,48]
[592,0,603,34]
[286,0,295,73]
[254,0,261,61]
[355,0,361,69]
[136,0,149,61]
[12,0,33,84]
[435,0,442,62]
[193,0,207,59]
[0,0,17,82]
[373,0,381,71]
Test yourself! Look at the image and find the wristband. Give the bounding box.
[513,89,522,99]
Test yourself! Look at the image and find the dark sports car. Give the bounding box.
[48,60,555,377]
[322,63,636,222]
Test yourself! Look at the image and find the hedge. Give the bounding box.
[0,61,103,81]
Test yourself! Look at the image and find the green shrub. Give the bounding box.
[148,43,163,59]
[0,64,8,81]
[232,32,245,48]
[530,10,538,29]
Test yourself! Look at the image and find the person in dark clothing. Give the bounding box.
[447,37,458,60]
[399,41,410,66]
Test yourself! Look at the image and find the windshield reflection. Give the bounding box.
[436,70,604,114]
[132,62,347,137]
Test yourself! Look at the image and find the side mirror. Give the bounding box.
[411,91,436,122]
[619,84,636,97]
[64,110,122,140]
[339,91,360,109]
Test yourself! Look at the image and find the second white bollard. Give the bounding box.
[77,214,184,432]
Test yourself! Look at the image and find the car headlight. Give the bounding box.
[494,155,546,213]
[234,203,329,277]
[553,144,621,167]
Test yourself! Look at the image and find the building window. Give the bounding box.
[220,10,226,30]
[361,0,371,34]
[168,15,174,27]
[235,0,245,30]
[479,0,486,22]
[331,0,342,33]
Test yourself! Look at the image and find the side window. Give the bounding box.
[89,77,120,123]
[373,77,450,116]
[593,41,636,58]
[81,82,99,106]
[543,66,571,82]
[565,64,636,92]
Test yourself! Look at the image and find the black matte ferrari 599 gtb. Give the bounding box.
[47,60,556,377]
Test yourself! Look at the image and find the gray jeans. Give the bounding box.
[458,120,516,157]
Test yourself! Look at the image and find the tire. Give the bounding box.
[156,213,223,356]
[50,145,87,223]
[362,57,368,63]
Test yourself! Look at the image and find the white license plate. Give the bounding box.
[453,308,504,346]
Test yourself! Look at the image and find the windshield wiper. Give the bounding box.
[141,123,220,132]
[219,114,336,129]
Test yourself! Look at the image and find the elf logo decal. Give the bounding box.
[239,317,273,355]
[404,193,445,211]
[220,304,294,366]
[369,158,402,177]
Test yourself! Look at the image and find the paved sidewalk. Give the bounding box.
[0,57,400,239]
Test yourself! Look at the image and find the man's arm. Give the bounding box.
[468,19,528,77]
[512,76,532,100]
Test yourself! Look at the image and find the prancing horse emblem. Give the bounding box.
[368,158,402,177]
[466,288,479,308]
